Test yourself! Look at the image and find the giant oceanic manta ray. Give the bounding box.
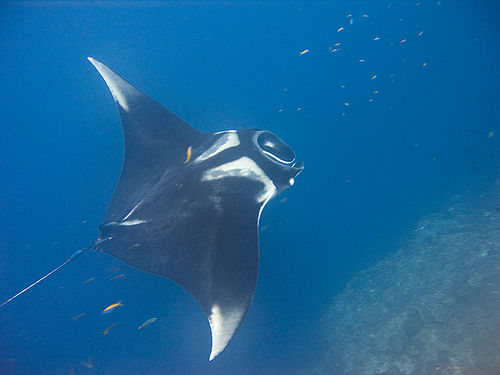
[0,58,304,360]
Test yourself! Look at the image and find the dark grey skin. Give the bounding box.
[88,58,303,360]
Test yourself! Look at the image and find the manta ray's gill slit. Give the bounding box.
[200,157,277,203]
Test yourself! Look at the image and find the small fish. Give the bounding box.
[72,312,86,321]
[81,277,95,286]
[100,323,117,335]
[299,49,309,55]
[337,27,344,32]
[80,358,93,369]
[373,36,380,41]
[400,38,407,44]
[138,317,158,330]
[184,146,192,163]
[101,301,123,315]
[109,273,125,280]
[418,31,424,37]
[371,74,377,80]
[127,243,141,250]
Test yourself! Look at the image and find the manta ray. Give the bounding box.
[1,58,304,360]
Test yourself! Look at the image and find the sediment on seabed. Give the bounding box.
[318,182,500,375]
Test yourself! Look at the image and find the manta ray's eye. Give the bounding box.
[257,132,295,164]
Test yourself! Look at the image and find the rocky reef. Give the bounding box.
[318,185,500,375]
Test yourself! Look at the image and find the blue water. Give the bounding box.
[0,2,498,374]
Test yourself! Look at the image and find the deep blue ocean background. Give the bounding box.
[0,1,498,374]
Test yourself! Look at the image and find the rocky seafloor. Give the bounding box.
[317,185,500,375]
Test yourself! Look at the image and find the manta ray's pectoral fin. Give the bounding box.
[88,57,208,222]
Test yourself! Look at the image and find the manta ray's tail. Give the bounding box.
[0,243,96,309]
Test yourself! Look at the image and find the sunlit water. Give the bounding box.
[0,2,498,374]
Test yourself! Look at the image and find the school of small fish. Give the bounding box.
[295,6,432,114]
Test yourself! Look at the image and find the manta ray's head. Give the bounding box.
[191,127,303,208]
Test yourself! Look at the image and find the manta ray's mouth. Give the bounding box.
[292,161,305,174]
[288,161,304,186]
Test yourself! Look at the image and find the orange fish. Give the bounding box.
[101,300,123,315]
[184,146,192,163]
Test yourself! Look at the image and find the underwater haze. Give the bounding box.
[0,1,499,375]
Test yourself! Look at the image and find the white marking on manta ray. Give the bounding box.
[201,157,277,203]
[262,149,294,165]
[194,131,240,164]
[87,57,132,112]
[258,193,273,223]
[208,304,245,361]
[121,199,144,221]
[117,219,148,226]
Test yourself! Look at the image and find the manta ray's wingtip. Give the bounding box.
[207,304,247,361]
[86,56,136,112]
[208,350,217,362]
[87,56,100,67]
